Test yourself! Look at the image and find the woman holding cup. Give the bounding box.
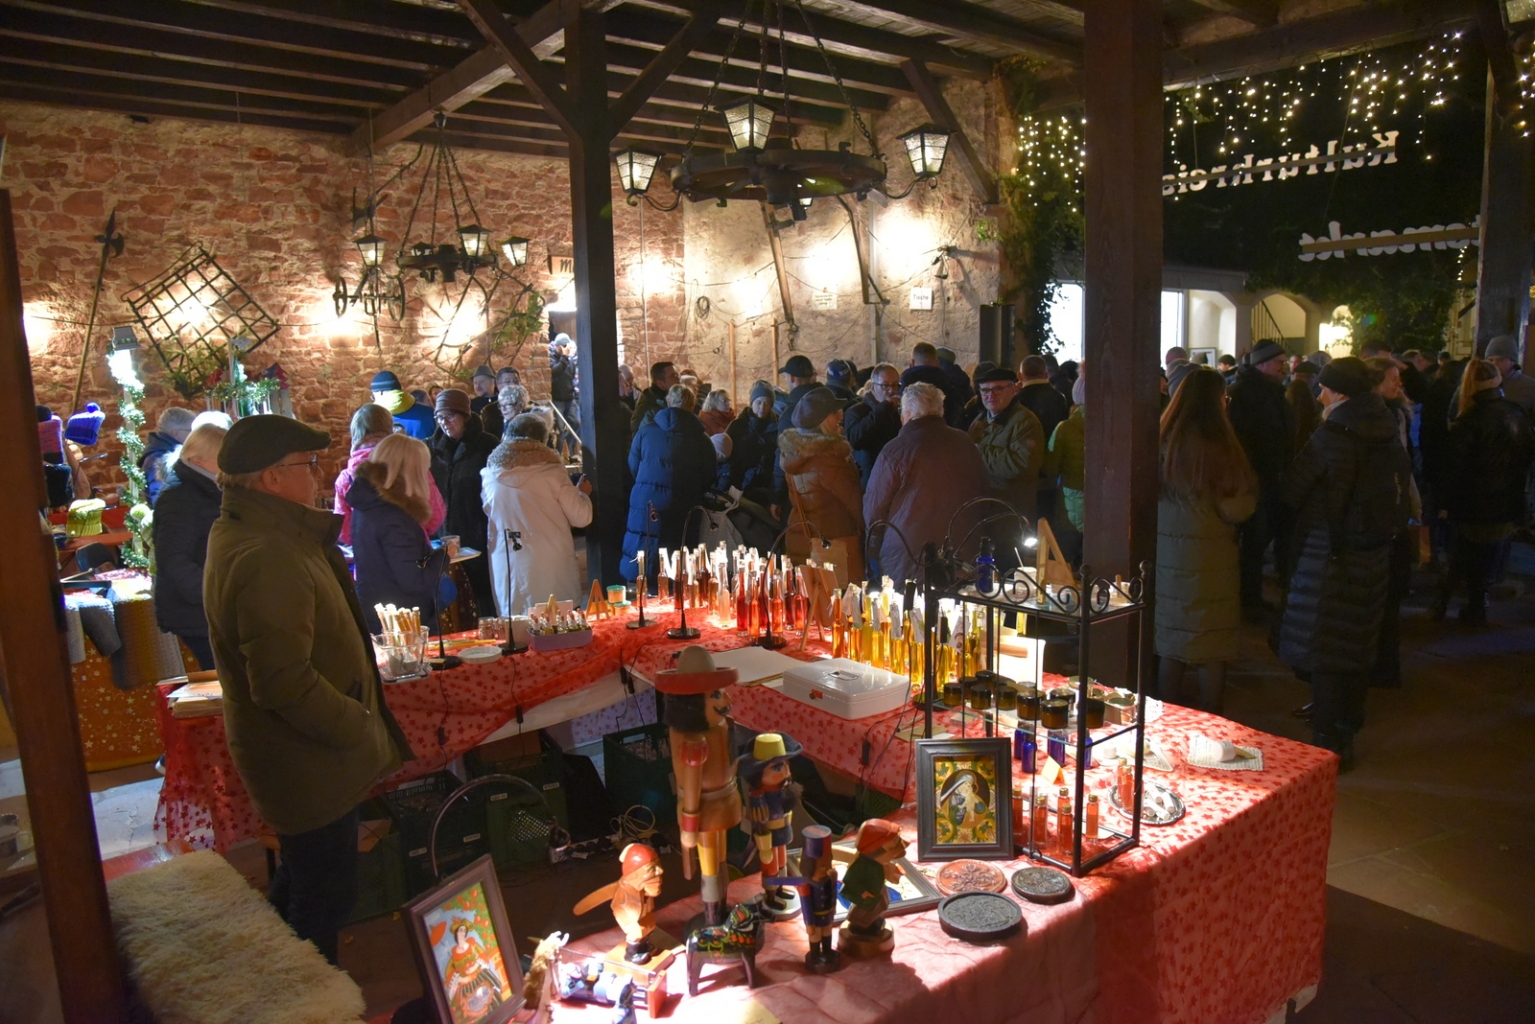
[349,434,450,634]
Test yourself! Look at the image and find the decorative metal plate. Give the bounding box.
[937,892,1023,944]
[1108,779,1186,825]
[935,859,1008,896]
[1010,866,1075,905]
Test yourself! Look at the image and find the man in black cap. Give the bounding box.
[370,369,434,440]
[777,354,821,426]
[1227,338,1295,619]
[203,415,410,964]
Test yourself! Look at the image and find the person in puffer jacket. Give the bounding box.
[622,385,717,580]
[777,387,865,582]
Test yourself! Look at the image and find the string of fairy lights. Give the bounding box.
[1014,30,1479,199]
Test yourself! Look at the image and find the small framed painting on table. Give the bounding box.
[915,737,1014,862]
[405,854,525,1024]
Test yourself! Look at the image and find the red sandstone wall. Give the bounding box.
[2,101,687,489]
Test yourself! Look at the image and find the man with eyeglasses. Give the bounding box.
[845,363,902,488]
[969,367,1046,521]
[203,415,410,966]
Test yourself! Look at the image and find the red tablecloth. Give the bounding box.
[554,700,1336,1024]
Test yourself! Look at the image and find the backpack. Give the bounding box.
[1328,425,1410,552]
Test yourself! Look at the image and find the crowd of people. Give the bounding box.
[115,328,1533,960]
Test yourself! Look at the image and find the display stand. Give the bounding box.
[920,542,1149,877]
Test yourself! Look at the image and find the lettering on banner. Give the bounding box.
[1297,216,1479,260]
[1162,131,1398,195]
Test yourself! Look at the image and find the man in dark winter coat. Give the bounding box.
[1017,355,1069,441]
[845,363,903,488]
[143,406,196,505]
[630,360,679,432]
[936,346,972,409]
[900,342,965,425]
[152,424,225,669]
[428,389,499,613]
[1226,339,1294,616]
[777,354,822,425]
[1278,358,1411,770]
[623,386,717,579]
[549,333,580,447]
[864,382,991,586]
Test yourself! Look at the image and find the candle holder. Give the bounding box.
[628,577,653,630]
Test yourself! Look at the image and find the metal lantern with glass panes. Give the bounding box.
[909,501,1151,878]
[723,97,776,151]
[900,124,950,179]
[500,236,530,268]
[334,231,405,320]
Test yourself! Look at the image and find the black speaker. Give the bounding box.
[979,303,1015,370]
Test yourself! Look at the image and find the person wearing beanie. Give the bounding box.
[203,414,410,963]
[370,369,434,440]
[1290,360,1321,397]
[845,363,902,489]
[1431,357,1535,626]
[825,359,857,404]
[1483,334,1535,417]
[1277,356,1412,769]
[1166,358,1200,402]
[776,386,865,581]
[969,367,1046,521]
[429,388,499,614]
[721,379,780,506]
[1226,338,1295,619]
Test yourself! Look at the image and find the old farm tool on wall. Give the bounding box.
[70,209,125,410]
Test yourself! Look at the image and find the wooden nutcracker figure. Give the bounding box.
[767,823,842,974]
[736,732,803,920]
[656,645,742,929]
[837,818,907,956]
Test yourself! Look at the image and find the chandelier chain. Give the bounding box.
[791,0,877,154]
[682,5,752,157]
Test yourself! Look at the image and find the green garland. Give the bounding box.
[114,378,151,570]
[208,376,283,416]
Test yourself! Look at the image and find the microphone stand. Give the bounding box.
[665,504,715,640]
[432,430,461,670]
[501,528,527,654]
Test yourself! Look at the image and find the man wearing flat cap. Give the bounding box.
[968,367,1046,521]
[203,415,410,964]
[1226,338,1295,620]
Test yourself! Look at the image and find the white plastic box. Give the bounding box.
[779,658,910,720]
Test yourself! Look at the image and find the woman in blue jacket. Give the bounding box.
[349,433,449,634]
[622,385,717,579]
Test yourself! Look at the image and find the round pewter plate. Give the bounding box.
[1108,779,1186,825]
[938,892,1023,943]
[1011,866,1075,904]
[936,859,1008,896]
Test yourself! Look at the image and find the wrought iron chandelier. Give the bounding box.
[336,112,531,321]
[613,0,950,220]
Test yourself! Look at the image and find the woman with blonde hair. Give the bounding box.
[699,388,733,436]
[152,422,228,670]
[335,403,445,543]
[349,433,450,634]
[1433,357,1535,624]
[1154,366,1258,712]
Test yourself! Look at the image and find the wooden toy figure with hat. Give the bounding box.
[737,731,804,920]
[764,823,843,974]
[838,818,908,956]
[655,645,742,929]
[573,842,669,965]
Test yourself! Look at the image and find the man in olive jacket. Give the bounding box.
[968,367,1046,521]
[204,415,411,963]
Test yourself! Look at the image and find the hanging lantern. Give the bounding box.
[614,149,661,195]
[457,224,491,260]
[501,236,530,267]
[354,233,387,268]
[898,124,951,179]
[723,97,777,151]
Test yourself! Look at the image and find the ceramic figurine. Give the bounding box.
[522,931,568,1024]
[737,732,803,920]
[655,645,742,928]
[684,896,766,997]
[837,818,908,956]
[573,843,665,964]
[774,824,841,974]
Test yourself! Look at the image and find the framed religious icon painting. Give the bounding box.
[915,738,1013,861]
[405,855,525,1024]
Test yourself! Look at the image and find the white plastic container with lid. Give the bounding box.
[779,658,909,720]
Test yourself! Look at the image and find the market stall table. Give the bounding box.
[551,700,1336,1024]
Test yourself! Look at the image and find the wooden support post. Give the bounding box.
[565,6,626,586]
[1082,0,1163,668]
[761,203,796,334]
[1474,63,1533,354]
[0,190,129,1023]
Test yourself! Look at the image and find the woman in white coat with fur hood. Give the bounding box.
[482,413,594,616]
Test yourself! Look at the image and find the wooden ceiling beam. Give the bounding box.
[458,0,576,136]
[901,58,996,204]
[814,0,1082,65]
[1034,0,1477,108]
[347,0,566,154]
[474,75,849,127]
[0,62,367,121]
[177,0,487,49]
[1181,0,1277,28]
[595,37,892,108]
[609,11,716,134]
[0,81,352,134]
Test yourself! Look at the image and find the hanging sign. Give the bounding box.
[547,254,574,277]
[1163,131,1397,195]
[812,290,838,310]
[910,287,933,311]
[1298,217,1478,260]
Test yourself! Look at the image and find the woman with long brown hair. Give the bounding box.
[1155,366,1259,712]
[1433,357,1535,625]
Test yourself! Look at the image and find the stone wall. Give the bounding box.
[3,100,687,488]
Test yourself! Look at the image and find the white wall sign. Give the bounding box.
[812,290,837,310]
[1298,217,1479,260]
[1163,131,1398,195]
[910,287,933,311]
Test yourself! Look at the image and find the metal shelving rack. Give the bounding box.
[920,543,1150,877]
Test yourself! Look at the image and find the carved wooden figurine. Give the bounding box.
[684,896,766,997]
[737,731,802,920]
[655,645,742,928]
[573,843,665,964]
[837,818,907,956]
[782,824,841,973]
